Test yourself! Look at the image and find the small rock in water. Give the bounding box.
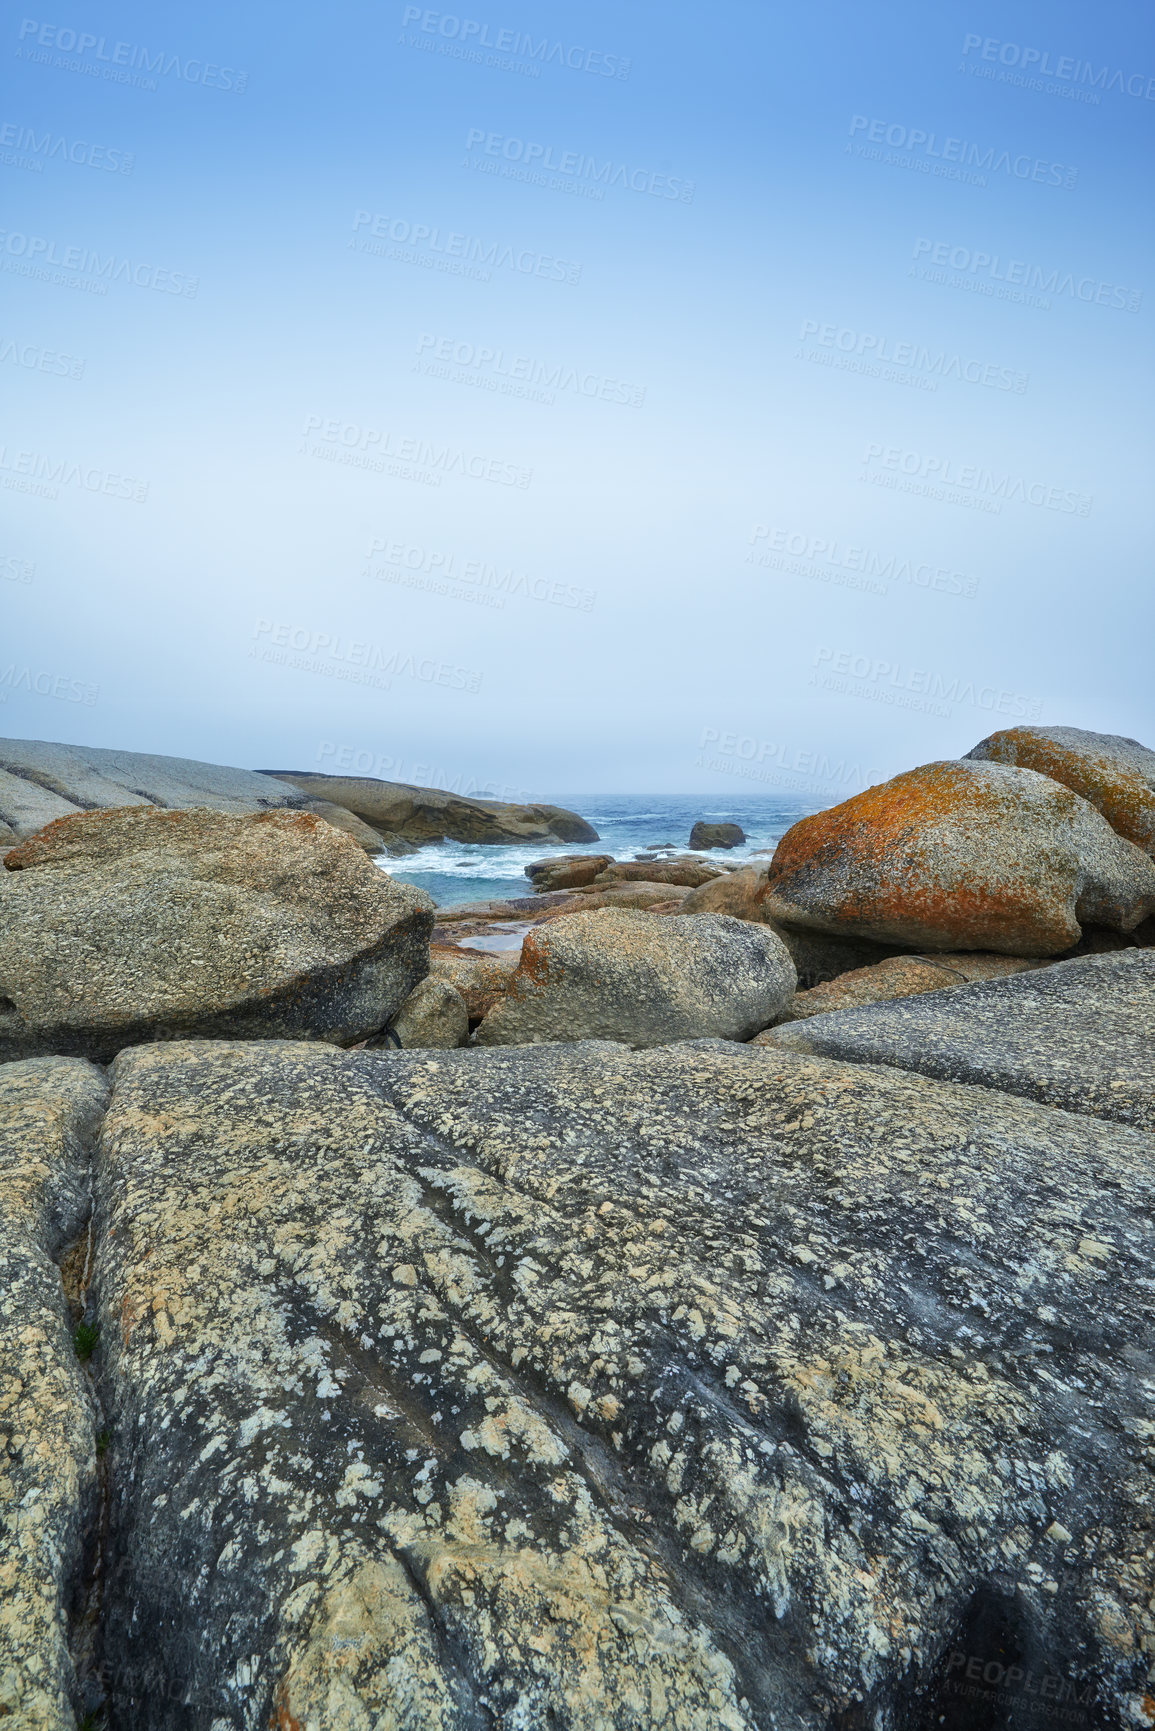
[689,820,746,850]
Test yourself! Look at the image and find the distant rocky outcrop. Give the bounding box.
[264,770,598,847]
[0,736,316,846]
[0,807,433,1061]
[766,759,1155,955]
[688,820,745,849]
[474,909,795,1047]
[0,739,598,855]
[966,724,1155,856]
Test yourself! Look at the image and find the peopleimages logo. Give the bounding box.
[366,536,596,612]
[300,415,533,490]
[798,319,1027,393]
[351,210,582,284]
[961,34,1155,101]
[0,444,148,502]
[861,443,1092,517]
[747,526,978,599]
[0,663,99,706]
[911,240,1141,314]
[252,621,482,695]
[400,8,630,78]
[415,333,645,407]
[0,230,198,296]
[0,335,85,379]
[465,129,695,201]
[0,119,133,172]
[847,116,1077,188]
[695,728,885,798]
[812,648,1042,722]
[15,19,248,90]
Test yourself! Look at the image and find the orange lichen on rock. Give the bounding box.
[766,759,1155,956]
[966,726,1155,856]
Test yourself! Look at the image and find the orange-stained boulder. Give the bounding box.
[765,760,1155,956]
[965,725,1155,857]
[769,951,1045,1026]
[677,865,913,983]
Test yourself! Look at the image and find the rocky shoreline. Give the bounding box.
[1,723,1153,1727]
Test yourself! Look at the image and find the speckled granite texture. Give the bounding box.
[762,950,1155,1132]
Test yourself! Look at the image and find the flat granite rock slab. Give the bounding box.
[87,1038,1154,1729]
[763,950,1155,1132]
[0,737,305,840]
[0,1056,110,1730]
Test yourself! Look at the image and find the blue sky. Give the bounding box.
[3,0,1152,799]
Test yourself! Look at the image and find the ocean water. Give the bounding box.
[377,794,828,909]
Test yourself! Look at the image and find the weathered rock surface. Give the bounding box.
[428,946,520,1021]
[678,869,912,986]
[290,797,393,852]
[433,892,581,925]
[772,952,1044,1024]
[384,976,469,1049]
[525,855,615,892]
[967,724,1155,856]
[766,759,1155,955]
[0,1055,109,1729]
[764,950,1155,1131]
[264,771,598,846]
[594,858,727,889]
[688,821,745,850]
[0,807,433,1061]
[64,1038,1155,1727]
[0,736,324,841]
[474,910,795,1047]
[554,882,694,914]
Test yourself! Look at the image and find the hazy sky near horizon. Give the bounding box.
[3,0,1152,801]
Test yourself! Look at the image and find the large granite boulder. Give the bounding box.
[763,949,1155,1131]
[54,1037,1155,1728]
[0,807,433,1061]
[766,759,1155,956]
[0,1055,109,1729]
[474,909,796,1047]
[264,770,598,845]
[688,821,745,850]
[966,724,1155,856]
[678,868,912,985]
[771,951,1044,1024]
